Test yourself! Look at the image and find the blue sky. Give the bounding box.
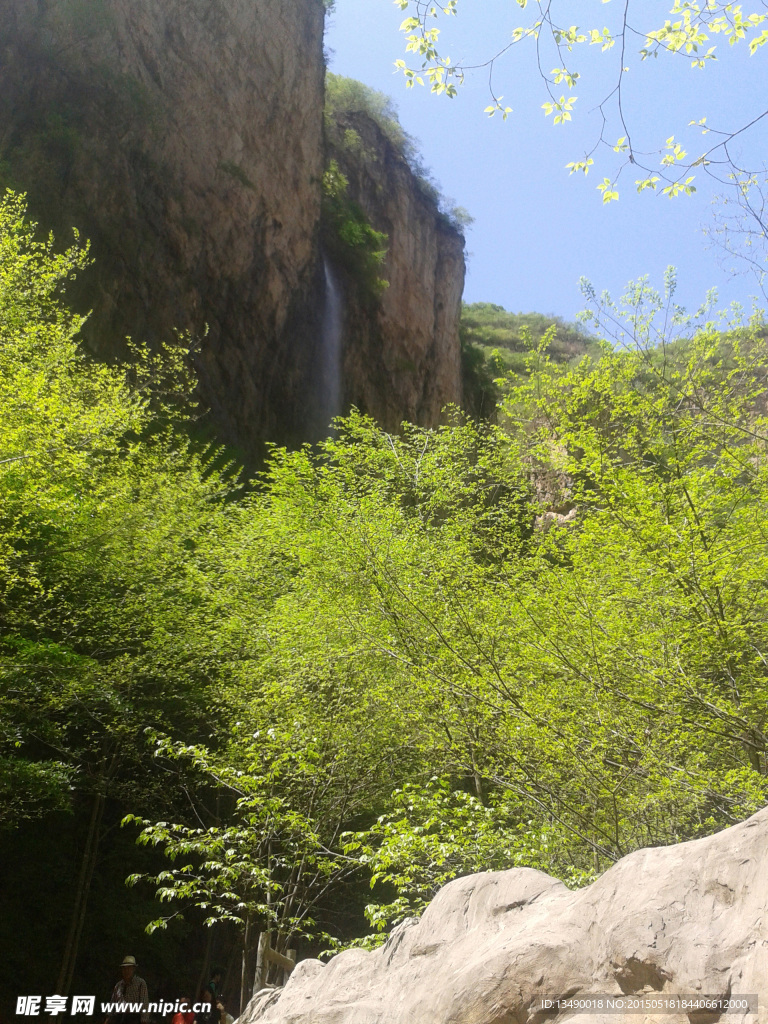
[325,0,768,323]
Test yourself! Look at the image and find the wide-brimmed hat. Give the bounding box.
[120,956,138,968]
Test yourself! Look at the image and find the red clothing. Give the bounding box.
[173,1013,195,1024]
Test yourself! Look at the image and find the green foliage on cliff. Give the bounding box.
[460,329,503,422]
[460,302,602,420]
[218,161,256,191]
[462,302,600,373]
[322,160,389,298]
[3,195,768,995]
[325,73,411,155]
[325,73,472,234]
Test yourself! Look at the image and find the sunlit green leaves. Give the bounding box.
[7,184,768,953]
[0,192,237,828]
[552,25,586,48]
[636,176,660,192]
[589,26,615,49]
[597,177,619,202]
[661,136,688,166]
[661,176,697,196]
[394,0,767,203]
[542,94,577,124]
[552,66,580,88]
[566,157,594,175]
[484,97,513,120]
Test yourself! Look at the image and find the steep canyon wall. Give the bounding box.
[1,0,326,451]
[325,111,466,430]
[0,1,465,452]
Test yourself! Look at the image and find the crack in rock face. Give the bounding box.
[239,809,768,1024]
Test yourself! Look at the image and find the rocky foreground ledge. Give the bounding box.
[240,808,767,1024]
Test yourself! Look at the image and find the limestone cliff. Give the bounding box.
[241,806,768,1024]
[0,4,466,452]
[0,0,326,451]
[325,111,465,430]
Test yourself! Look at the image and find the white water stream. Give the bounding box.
[319,256,343,434]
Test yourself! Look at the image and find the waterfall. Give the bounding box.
[319,256,343,435]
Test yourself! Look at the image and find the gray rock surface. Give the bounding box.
[327,111,465,431]
[241,807,768,1024]
[0,0,327,455]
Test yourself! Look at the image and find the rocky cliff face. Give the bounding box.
[241,807,768,1024]
[326,111,465,430]
[0,3,466,453]
[0,0,327,452]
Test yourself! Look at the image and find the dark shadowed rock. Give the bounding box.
[0,0,326,455]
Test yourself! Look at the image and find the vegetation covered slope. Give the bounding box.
[325,73,473,234]
[2,194,768,1012]
[460,302,602,419]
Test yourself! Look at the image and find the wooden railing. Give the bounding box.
[254,932,296,991]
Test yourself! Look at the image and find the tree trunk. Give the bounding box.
[282,949,296,988]
[196,927,215,1004]
[239,915,251,1016]
[221,928,241,1007]
[253,931,268,994]
[55,793,104,995]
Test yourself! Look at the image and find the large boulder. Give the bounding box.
[241,807,767,1024]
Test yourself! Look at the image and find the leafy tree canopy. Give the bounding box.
[3,190,768,973]
[0,190,242,828]
[394,0,768,207]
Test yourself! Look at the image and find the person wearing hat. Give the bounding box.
[104,956,150,1024]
